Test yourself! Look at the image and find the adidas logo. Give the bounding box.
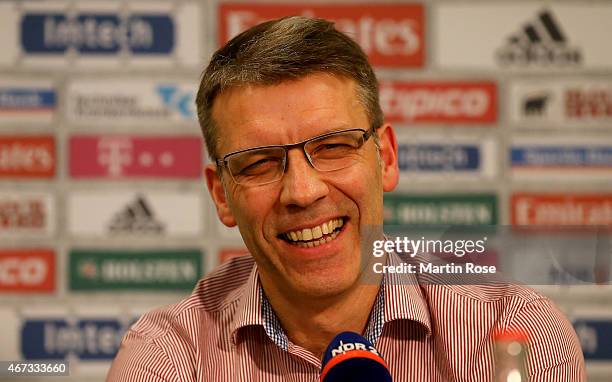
[523,92,550,117]
[496,9,581,66]
[108,194,165,234]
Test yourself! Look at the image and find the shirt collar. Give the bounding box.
[383,252,432,336]
[230,252,432,346]
[230,264,263,345]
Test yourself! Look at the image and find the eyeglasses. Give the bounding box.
[216,128,375,186]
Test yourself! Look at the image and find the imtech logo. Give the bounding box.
[21,318,132,360]
[20,12,174,55]
[496,9,581,67]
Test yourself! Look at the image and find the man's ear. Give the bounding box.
[204,164,237,227]
[377,124,399,192]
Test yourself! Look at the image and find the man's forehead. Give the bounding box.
[210,74,367,152]
[212,74,360,112]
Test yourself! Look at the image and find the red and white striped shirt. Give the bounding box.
[107,253,585,381]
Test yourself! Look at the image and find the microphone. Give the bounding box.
[320,331,392,382]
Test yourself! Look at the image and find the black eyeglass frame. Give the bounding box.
[215,127,377,184]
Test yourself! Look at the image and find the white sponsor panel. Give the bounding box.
[0,191,54,237]
[67,78,197,125]
[395,133,497,182]
[67,190,203,237]
[510,135,612,181]
[435,3,612,70]
[510,79,612,127]
[0,1,201,69]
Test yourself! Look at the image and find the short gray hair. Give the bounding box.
[196,16,383,160]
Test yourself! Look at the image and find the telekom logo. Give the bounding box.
[96,137,176,176]
[71,135,199,179]
[97,137,133,176]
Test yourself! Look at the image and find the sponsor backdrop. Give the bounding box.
[0,0,611,380]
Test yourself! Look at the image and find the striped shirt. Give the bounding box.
[107,253,585,381]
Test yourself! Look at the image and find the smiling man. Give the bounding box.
[204,69,397,359]
[107,17,584,381]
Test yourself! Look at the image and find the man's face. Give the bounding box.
[205,73,398,299]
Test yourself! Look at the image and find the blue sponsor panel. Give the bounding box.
[511,146,612,168]
[20,13,174,55]
[397,144,481,171]
[573,318,612,361]
[0,88,56,111]
[21,318,133,361]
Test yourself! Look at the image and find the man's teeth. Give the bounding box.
[284,218,344,246]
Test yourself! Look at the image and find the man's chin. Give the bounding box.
[286,271,362,300]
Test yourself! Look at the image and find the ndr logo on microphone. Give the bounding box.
[20,11,174,55]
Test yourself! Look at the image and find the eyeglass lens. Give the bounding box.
[226,130,367,185]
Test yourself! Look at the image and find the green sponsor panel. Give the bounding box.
[384,194,498,226]
[69,249,202,291]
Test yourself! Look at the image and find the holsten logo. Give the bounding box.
[398,144,480,172]
[69,249,202,291]
[21,318,133,360]
[511,193,612,226]
[69,135,201,179]
[574,319,612,361]
[511,145,612,169]
[219,4,424,67]
[380,81,497,124]
[0,249,55,292]
[0,136,55,178]
[384,194,498,226]
[20,12,174,55]
[0,87,56,112]
[496,9,581,67]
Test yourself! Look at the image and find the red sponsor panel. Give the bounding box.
[511,193,612,226]
[380,81,497,124]
[218,248,250,264]
[219,4,424,68]
[0,249,55,292]
[69,135,202,179]
[0,136,55,177]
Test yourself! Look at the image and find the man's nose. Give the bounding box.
[279,148,329,208]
